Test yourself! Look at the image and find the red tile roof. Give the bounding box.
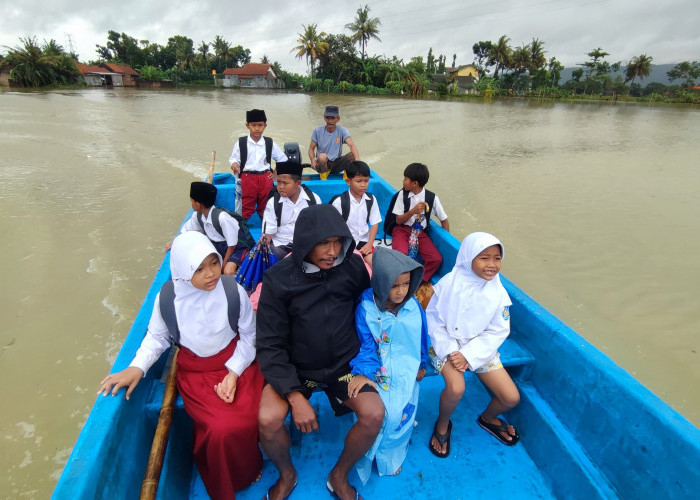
[222,63,273,76]
[76,62,111,74]
[102,63,140,76]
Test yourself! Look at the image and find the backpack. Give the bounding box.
[266,185,318,228]
[330,191,375,223]
[239,136,273,170]
[383,189,436,240]
[196,207,255,250]
[159,275,241,346]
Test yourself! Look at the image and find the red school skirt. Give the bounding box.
[176,338,264,500]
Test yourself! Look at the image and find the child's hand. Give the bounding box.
[448,352,469,372]
[231,162,240,175]
[416,368,426,381]
[99,367,144,400]
[359,244,373,256]
[348,375,377,398]
[165,240,173,252]
[214,371,239,403]
[413,201,426,215]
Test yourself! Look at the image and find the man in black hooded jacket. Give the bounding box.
[257,204,383,500]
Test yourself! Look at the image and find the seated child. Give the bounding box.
[426,232,520,457]
[171,181,251,276]
[262,161,321,259]
[99,231,264,498]
[330,160,381,265]
[390,163,449,283]
[229,108,288,220]
[348,247,430,483]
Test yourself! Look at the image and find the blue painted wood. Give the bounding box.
[53,171,700,500]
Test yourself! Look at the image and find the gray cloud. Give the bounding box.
[1,0,698,72]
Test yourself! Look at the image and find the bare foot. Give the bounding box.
[262,469,297,500]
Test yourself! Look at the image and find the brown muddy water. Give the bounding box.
[1,88,698,498]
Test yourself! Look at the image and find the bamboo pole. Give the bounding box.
[207,151,216,184]
[139,348,179,500]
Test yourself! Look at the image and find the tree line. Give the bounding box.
[1,3,698,102]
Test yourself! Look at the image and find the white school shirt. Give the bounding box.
[262,188,322,246]
[331,190,382,244]
[180,207,239,247]
[130,283,257,377]
[392,188,448,229]
[228,134,287,173]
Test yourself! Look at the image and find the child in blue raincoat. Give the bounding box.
[348,247,430,483]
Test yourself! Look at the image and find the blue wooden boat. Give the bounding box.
[53,171,700,499]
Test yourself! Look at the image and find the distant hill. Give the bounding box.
[559,63,678,86]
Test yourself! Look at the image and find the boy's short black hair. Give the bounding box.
[404,162,429,187]
[345,160,371,179]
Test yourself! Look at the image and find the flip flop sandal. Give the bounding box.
[429,419,452,457]
[326,480,359,500]
[265,480,297,500]
[477,415,520,446]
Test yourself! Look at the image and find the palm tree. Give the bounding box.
[488,35,511,79]
[212,35,230,71]
[529,38,546,74]
[345,4,381,61]
[3,37,75,87]
[292,24,329,78]
[625,54,652,86]
[510,45,531,90]
[197,42,210,69]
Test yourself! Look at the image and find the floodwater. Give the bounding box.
[1,88,698,497]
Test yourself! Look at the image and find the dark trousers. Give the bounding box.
[391,225,442,282]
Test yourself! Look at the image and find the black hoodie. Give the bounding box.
[256,204,371,397]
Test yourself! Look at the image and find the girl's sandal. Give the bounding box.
[428,419,452,458]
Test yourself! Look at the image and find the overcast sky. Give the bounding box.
[1,0,698,72]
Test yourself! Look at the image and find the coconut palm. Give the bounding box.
[345,4,381,61]
[488,35,512,79]
[212,35,230,71]
[3,36,78,87]
[197,42,210,69]
[292,24,329,78]
[625,54,652,86]
[529,38,546,73]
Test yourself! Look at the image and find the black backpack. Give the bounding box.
[330,191,375,223]
[383,189,436,240]
[158,275,241,346]
[266,185,318,228]
[196,207,255,250]
[239,136,273,170]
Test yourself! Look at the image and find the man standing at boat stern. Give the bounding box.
[257,204,383,500]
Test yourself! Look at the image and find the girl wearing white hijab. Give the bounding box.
[426,232,520,455]
[99,231,264,499]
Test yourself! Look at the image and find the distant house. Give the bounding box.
[100,63,140,87]
[432,64,480,94]
[222,63,284,89]
[76,63,117,86]
[0,67,12,87]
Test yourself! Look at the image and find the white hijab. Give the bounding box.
[433,232,511,340]
[170,231,230,340]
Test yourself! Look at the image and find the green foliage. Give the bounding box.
[139,65,166,82]
[292,24,329,77]
[667,61,700,89]
[3,36,79,87]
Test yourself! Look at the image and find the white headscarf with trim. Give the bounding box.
[170,231,229,339]
[432,232,511,340]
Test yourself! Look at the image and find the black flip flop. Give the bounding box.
[477,415,520,446]
[429,419,452,457]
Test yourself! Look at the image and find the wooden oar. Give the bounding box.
[140,348,178,500]
[139,151,217,499]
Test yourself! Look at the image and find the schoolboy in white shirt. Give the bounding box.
[262,161,322,259]
[229,109,287,220]
[331,160,381,264]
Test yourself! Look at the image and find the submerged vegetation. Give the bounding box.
[2,5,698,104]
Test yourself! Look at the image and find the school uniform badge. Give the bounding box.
[502,306,510,320]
